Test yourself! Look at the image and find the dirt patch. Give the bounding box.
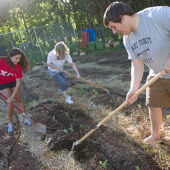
[28,101,162,170]
[0,47,169,169]
[0,126,42,170]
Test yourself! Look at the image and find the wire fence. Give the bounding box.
[0,0,169,64]
[0,22,116,64]
[0,21,79,64]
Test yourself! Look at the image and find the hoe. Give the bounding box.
[70,71,166,153]
[0,93,46,134]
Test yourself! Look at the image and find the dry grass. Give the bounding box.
[40,150,83,170]
[0,50,169,169]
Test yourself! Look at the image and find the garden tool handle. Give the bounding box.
[46,63,109,93]
[164,69,170,73]
[133,71,164,98]
[0,93,25,116]
[74,71,164,146]
[79,78,109,93]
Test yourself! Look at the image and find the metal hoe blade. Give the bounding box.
[32,122,47,134]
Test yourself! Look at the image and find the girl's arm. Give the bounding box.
[47,63,56,69]
[70,62,81,78]
[7,78,21,103]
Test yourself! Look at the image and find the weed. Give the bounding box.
[69,124,74,132]
[65,112,69,118]
[99,159,107,169]
[80,124,85,129]
[136,166,140,170]
[80,124,85,134]
[92,89,99,96]
[52,116,55,121]
[41,164,47,169]
[137,104,141,109]
[64,129,68,134]
[72,114,76,121]
[79,87,88,95]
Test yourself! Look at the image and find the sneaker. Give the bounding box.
[67,95,71,99]
[8,123,14,133]
[65,98,74,104]
[24,118,32,126]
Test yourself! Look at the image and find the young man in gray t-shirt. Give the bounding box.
[104,2,170,143]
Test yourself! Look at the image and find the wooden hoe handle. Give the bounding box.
[74,71,164,145]
[47,64,109,93]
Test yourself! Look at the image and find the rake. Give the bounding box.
[70,71,165,152]
[46,63,109,94]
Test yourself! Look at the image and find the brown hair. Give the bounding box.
[6,48,29,73]
[54,42,69,60]
[103,1,135,27]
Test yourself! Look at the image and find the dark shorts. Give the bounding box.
[0,81,16,90]
[146,77,170,108]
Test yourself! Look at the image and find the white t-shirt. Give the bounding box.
[123,6,170,78]
[47,50,73,72]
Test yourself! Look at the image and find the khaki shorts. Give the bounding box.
[146,77,170,108]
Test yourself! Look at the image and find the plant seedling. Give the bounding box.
[64,129,68,134]
[136,166,140,170]
[65,112,69,118]
[92,89,98,96]
[137,104,141,109]
[69,124,74,132]
[72,114,76,121]
[80,124,85,134]
[99,159,107,169]
[80,124,85,129]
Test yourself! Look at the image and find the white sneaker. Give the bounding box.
[24,118,32,126]
[65,98,74,104]
[8,123,14,133]
[67,95,71,99]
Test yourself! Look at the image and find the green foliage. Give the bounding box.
[65,112,69,118]
[79,87,88,95]
[92,89,99,96]
[52,116,55,121]
[72,114,76,121]
[41,164,47,169]
[99,159,108,169]
[136,166,140,170]
[80,124,85,134]
[69,123,74,132]
[64,129,68,134]
[137,104,141,109]
[80,124,85,129]
[0,0,169,61]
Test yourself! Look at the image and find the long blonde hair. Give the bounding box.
[54,42,69,60]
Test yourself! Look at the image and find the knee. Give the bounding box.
[60,80,67,87]
[7,104,13,111]
[148,107,162,113]
[15,97,22,104]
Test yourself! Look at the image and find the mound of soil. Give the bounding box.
[29,101,161,170]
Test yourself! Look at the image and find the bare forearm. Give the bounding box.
[47,63,55,69]
[130,60,144,91]
[71,63,80,76]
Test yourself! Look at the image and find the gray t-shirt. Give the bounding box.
[123,6,170,78]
